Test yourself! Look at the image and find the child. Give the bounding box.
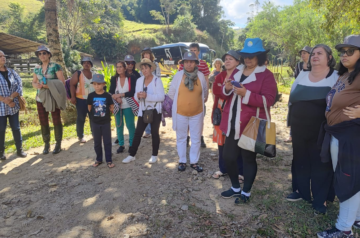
[87,74,115,168]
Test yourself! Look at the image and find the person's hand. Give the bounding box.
[9,102,15,108]
[142,92,147,99]
[137,92,142,99]
[3,97,12,105]
[70,97,76,105]
[343,105,360,119]
[42,84,49,89]
[112,94,117,99]
[224,79,233,92]
[116,97,122,104]
[35,83,43,89]
[233,84,247,97]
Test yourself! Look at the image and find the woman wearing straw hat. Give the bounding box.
[122,58,165,164]
[0,50,27,160]
[219,38,277,204]
[168,51,208,172]
[32,45,66,155]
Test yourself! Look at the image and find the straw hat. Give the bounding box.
[136,58,156,72]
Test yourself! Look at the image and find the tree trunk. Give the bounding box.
[44,0,68,78]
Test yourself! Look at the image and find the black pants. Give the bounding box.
[223,130,257,192]
[292,123,335,210]
[91,121,112,163]
[129,110,162,157]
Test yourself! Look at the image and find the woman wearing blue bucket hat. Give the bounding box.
[219,38,277,204]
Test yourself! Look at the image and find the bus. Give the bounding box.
[151,42,216,75]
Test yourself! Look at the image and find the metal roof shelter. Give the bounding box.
[0,32,43,55]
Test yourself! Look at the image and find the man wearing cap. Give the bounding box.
[168,51,208,172]
[70,56,95,143]
[178,43,210,148]
[124,54,141,79]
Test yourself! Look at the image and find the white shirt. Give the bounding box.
[116,77,130,109]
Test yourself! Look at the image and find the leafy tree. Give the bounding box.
[150,0,179,33]
[172,13,196,41]
[90,32,127,62]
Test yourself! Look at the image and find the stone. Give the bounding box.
[48,183,57,187]
[192,170,198,175]
[181,205,188,211]
[219,177,225,181]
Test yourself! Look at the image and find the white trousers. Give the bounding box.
[176,112,203,164]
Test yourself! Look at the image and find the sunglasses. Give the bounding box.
[38,52,48,56]
[126,61,135,65]
[338,48,359,57]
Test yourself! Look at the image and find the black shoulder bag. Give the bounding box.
[212,100,226,126]
[142,79,157,124]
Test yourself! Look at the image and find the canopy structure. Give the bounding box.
[0,32,43,55]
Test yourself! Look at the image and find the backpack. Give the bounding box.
[162,94,173,118]
[65,71,81,99]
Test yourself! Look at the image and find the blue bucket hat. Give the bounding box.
[91,74,105,84]
[238,38,269,57]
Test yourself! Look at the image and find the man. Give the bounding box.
[70,56,94,143]
[178,43,210,148]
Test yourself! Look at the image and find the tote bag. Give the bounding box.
[238,96,276,157]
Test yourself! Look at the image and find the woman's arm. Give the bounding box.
[32,73,43,89]
[134,78,142,102]
[146,77,165,102]
[56,70,65,84]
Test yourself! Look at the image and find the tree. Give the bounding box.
[150,0,179,34]
[45,0,68,78]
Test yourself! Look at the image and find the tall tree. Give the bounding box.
[44,0,68,78]
[150,0,179,33]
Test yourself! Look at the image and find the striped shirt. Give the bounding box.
[179,59,210,76]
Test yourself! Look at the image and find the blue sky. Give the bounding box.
[220,0,294,28]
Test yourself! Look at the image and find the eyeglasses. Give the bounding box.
[38,52,48,56]
[126,61,135,65]
[338,48,359,57]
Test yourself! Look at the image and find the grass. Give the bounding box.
[267,66,294,95]
[123,20,167,34]
[3,0,43,15]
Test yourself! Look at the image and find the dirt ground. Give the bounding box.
[0,95,340,238]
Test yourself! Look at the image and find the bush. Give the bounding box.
[172,14,197,42]
[90,32,127,62]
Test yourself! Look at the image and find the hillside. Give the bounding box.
[3,0,43,14]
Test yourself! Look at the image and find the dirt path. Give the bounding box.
[0,95,332,238]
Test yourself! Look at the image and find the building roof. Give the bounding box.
[0,32,43,55]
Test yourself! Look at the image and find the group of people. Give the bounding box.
[1,34,360,237]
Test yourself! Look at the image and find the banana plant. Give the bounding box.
[97,61,115,92]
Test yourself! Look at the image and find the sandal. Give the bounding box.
[284,137,292,143]
[107,162,115,168]
[212,171,227,179]
[93,161,103,167]
[143,133,151,138]
[178,163,186,172]
[190,163,203,172]
[238,175,244,184]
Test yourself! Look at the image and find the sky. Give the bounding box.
[220,0,294,28]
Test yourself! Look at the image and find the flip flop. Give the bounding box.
[238,175,244,184]
[93,161,103,167]
[107,162,115,168]
[212,171,227,179]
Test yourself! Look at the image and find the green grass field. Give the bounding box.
[3,0,43,15]
[123,20,167,34]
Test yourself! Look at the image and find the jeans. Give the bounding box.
[331,136,360,232]
[91,121,112,163]
[115,108,135,146]
[0,112,22,152]
[145,124,151,135]
[76,98,90,139]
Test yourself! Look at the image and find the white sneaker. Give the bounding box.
[148,156,158,164]
[122,155,135,164]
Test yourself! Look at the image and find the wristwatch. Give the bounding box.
[9,96,13,101]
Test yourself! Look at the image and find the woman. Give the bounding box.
[220,38,277,204]
[168,52,208,172]
[140,47,161,138]
[211,50,243,181]
[287,44,337,214]
[109,61,137,154]
[317,35,360,238]
[122,58,165,164]
[124,55,141,79]
[209,58,223,97]
[0,50,27,160]
[32,45,66,155]
[285,45,312,143]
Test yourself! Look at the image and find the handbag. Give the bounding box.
[238,96,276,157]
[142,78,157,124]
[212,100,226,126]
[18,96,27,112]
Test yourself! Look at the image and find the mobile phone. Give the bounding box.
[231,81,242,88]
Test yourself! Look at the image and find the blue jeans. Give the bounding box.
[0,112,22,152]
[91,121,112,163]
[145,124,151,135]
[76,98,90,139]
[331,136,360,231]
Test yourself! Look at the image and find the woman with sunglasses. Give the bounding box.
[122,58,164,164]
[317,35,360,238]
[287,44,337,214]
[109,61,137,154]
[0,50,27,160]
[124,55,141,79]
[220,38,277,204]
[32,45,66,155]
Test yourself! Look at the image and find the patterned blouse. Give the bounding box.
[0,68,23,116]
[33,62,62,102]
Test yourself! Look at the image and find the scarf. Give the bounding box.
[184,67,199,91]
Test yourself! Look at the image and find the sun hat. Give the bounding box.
[136,58,156,72]
[80,56,93,67]
[35,45,52,57]
[299,46,312,54]
[335,35,360,51]
[124,55,136,62]
[142,47,152,52]
[222,50,240,61]
[238,38,269,58]
[91,74,105,84]
[182,51,199,64]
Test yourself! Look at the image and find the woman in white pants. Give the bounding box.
[168,52,208,172]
